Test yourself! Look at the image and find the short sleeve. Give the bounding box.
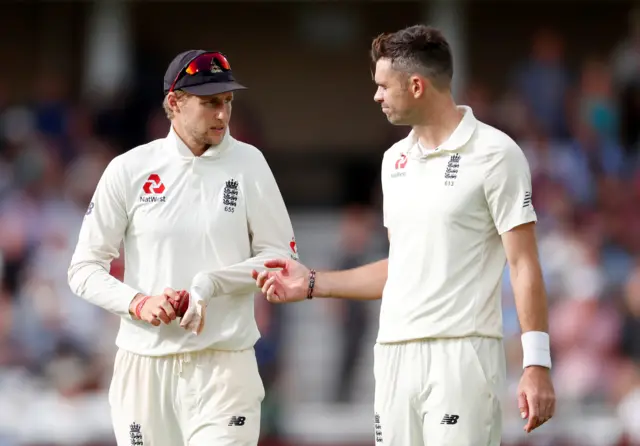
[484,143,537,235]
[381,153,391,228]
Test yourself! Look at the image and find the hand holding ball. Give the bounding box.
[169,290,190,318]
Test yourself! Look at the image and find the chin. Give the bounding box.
[388,114,413,126]
[207,132,226,146]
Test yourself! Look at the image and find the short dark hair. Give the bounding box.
[371,25,453,90]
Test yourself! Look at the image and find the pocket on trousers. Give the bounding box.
[465,338,493,390]
[108,349,126,407]
[245,349,266,403]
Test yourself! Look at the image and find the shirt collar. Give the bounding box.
[406,105,477,156]
[166,125,233,159]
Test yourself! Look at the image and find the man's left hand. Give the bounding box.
[517,366,556,433]
[179,292,207,335]
[180,272,213,335]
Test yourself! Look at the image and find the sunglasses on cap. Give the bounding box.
[168,52,233,93]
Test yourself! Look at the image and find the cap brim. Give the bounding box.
[181,81,247,96]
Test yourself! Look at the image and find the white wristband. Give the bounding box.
[521,331,552,369]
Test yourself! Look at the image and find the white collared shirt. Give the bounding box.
[68,127,298,356]
[378,106,537,342]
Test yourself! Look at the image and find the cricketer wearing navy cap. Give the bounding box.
[69,46,297,446]
[163,50,247,96]
[161,50,248,151]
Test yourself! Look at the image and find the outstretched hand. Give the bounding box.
[517,366,556,433]
[251,259,310,303]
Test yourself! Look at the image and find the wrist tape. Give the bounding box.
[521,331,552,369]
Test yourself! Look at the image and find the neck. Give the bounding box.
[412,94,463,151]
[172,122,208,156]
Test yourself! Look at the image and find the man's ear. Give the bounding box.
[409,75,427,99]
[167,92,178,111]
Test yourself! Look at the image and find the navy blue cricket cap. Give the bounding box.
[163,49,247,96]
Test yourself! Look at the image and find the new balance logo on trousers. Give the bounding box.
[440,414,460,425]
[228,416,246,426]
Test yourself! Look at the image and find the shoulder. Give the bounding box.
[472,121,529,172]
[473,121,522,155]
[228,137,275,178]
[95,140,167,196]
[108,138,166,175]
[122,138,166,160]
[230,137,268,163]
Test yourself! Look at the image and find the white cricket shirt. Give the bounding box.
[68,126,298,356]
[378,106,537,343]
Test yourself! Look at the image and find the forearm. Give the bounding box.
[510,260,549,333]
[68,262,141,319]
[194,250,289,299]
[313,259,388,300]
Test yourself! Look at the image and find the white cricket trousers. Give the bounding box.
[373,337,505,446]
[109,347,264,446]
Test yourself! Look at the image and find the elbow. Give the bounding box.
[509,259,544,293]
[67,262,82,296]
[257,244,294,261]
[191,271,216,297]
[519,258,543,278]
[67,260,105,297]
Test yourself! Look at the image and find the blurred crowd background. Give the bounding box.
[0,1,639,445]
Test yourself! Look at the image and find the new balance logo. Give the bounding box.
[440,414,459,425]
[228,416,246,426]
[523,191,532,208]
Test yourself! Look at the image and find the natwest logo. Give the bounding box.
[140,174,167,203]
[391,153,408,178]
[394,153,408,170]
[143,174,165,194]
[289,237,299,260]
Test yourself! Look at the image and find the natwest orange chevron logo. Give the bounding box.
[142,174,165,194]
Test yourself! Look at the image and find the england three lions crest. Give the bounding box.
[444,153,460,186]
[223,178,239,213]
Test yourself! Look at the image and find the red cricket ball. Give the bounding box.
[170,290,190,318]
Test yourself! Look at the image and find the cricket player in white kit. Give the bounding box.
[68,50,297,446]
[253,25,556,445]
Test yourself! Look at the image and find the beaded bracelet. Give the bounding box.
[307,269,316,299]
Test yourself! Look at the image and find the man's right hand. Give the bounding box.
[251,259,309,303]
[129,288,178,326]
